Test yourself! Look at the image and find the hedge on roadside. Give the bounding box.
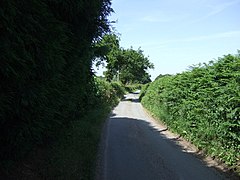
[94,78,125,107]
[41,78,124,180]
[0,0,112,173]
[139,83,150,101]
[141,52,240,172]
[124,83,143,93]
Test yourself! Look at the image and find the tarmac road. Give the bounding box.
[95,93,225,180]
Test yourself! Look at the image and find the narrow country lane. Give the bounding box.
[96,93,225,180]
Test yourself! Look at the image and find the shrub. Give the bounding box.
[94,78,124,107]
[139,83,150,101]
[124,83,143,93]
[142,52,240,171]
[110,81,126,99]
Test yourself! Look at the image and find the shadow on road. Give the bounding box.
[97,115,239,180]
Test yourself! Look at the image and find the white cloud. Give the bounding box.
[141,16,173,23]
[208,0,240,15]
[179,30,240,42]
[192,0,240,23]
[137,31,240,49]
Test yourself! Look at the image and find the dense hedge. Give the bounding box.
[139,83,150,101]
[94,78,125,107]
[124,83,143,93]
[0,0,112,168]
[43,78,124,179]
[142,53,240,171]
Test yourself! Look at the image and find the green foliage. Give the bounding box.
[42,78,122,179]
[124,84,143,93]
[94,33,121,65]
[0,0,113,173]
[40,108,109,180]
[139,83,150,101]
[110,81,126,99]
[142,53,240,172]
[95,34,154,84]
[118,48,154,84]
[41,78,123,179]
[154,74,172,81]
[94,78,125,107]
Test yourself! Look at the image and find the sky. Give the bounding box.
[96,0,240,81]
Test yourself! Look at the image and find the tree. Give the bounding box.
[117,47,154,84]
[95,34,154,84]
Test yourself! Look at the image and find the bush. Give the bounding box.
[94,78,124,107]
[110,81,126,99]
[142,52,240,172]
[139,83,150,101]
[124,83,143,93]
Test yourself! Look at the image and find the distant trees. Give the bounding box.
[95,34,154,84]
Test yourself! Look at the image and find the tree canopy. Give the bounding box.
[95,33,154,84]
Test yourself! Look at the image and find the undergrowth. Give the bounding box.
[0,78,125,179]
[44,106,111,180]
[43,79,124,179]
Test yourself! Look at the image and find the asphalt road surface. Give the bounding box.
[96,93,225,180]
